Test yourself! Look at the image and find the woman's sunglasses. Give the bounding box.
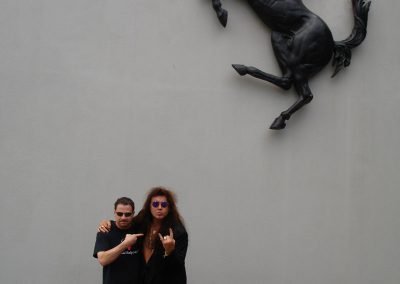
[152,201,169,208]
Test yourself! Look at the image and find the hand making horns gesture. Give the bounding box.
[159,228,175,256]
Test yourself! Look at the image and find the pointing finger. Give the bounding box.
[169,228,174,239]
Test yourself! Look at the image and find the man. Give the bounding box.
[93,197,144,284]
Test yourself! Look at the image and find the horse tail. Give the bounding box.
[331,0,371,77]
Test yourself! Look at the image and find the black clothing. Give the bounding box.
[142,223,188,284]
[93,221,142,284]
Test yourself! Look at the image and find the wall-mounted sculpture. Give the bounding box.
[211,0,371,129]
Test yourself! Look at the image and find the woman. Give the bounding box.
[99,187,188,284]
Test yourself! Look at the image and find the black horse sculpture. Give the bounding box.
[211,0,371,129]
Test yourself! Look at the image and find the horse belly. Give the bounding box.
[299,18,334,65]
[289,17,334,76]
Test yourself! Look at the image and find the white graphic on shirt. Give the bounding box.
[120,237,139,255]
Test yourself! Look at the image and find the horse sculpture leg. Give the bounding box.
[231,64,299,129]
[212,0,228,27]
[270,80,313,129]
[232,64,314,129]
[232,64,292,90]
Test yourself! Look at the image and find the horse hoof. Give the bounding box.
[232,64,247,76]
[270,117,286,130]
[218,9,228,27]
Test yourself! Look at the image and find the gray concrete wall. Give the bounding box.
[1,1,399,283]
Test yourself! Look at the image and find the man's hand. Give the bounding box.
[159,228,175,256]
[97,233,143,266]
[123,233,144,249]
[98,220,111,233]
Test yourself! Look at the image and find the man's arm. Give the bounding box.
[96,233,143,267]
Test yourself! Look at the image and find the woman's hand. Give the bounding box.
[97,220,111,233]
[159,228,176,256]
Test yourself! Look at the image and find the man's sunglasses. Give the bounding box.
[115,212,133,217]
[152,201,169,208]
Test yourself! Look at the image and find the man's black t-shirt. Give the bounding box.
[93,221,142,284]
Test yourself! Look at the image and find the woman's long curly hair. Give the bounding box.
[136,186,185,244]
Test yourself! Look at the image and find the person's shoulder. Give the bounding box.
[172,222,187,237]
[130,221,141,232]
[127,225,141,235]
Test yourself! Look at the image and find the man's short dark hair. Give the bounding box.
[114,197,135,211]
